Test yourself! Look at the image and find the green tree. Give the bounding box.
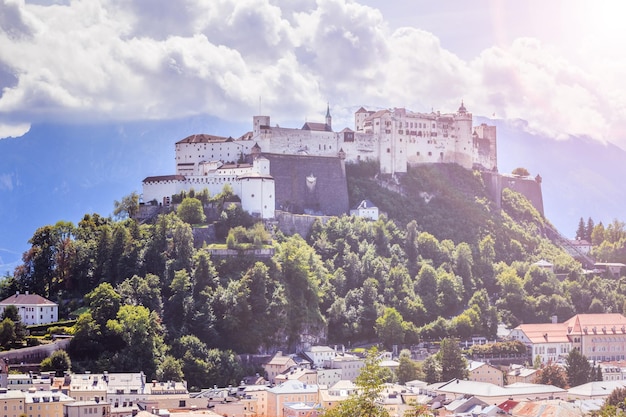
[177,197,206,225]
[1,305,26,343]
[86,283,121,328]
[576,217,586,241]
[585,217,595,242]
[113,192,140,219]
[375,307,406,349]
[565,349,591,387]
[0,318,17,349]
[512,167,530,176]
[157,355,184,382]
[415,264,440,322]
[536,363,567,388]
[320,347,389,417]
[422,355,442,383]
[437,337,468,381]
[107,305,165,379]
[40,350,71,376]
[396,349,420,384]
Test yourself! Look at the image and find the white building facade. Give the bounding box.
[0,292,58,326]
[251,102,497,176]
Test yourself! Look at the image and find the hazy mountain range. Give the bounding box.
[1,115,624,274]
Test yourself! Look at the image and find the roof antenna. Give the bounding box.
[259,96,262,115]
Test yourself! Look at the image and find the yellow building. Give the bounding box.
[266,381,319,417]
[467,360,504,386]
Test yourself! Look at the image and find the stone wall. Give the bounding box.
[482,172,544,216]
[274,211,333,238]
[263,153,349,216]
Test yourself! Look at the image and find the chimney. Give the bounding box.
[551,315,558,324]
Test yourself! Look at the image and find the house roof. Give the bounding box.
[564,313,626,335]
[567,380,626,398]
[142,175,186,183]
[514,322,570,343]
[0,293,56,306]
[354,199,376,210]
[433,379,565,399]
[301,122,332,132]
[176,134,232,144]
[268,380,318,394]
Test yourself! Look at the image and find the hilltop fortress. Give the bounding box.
[142,103,504,218]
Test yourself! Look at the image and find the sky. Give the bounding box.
[2,0,626,146]
[2,0,626,273]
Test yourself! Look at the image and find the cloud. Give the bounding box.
[0,0,624,147]
[0,122,30,139]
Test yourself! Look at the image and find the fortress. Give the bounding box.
[142,103,500,218]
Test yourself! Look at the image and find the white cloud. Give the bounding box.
[0,0,624,146]
[0,122,30,139]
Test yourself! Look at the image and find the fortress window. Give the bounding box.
[416,152,420,156]
[428,152,432,156]
[440,152,443,157]
[387,148,390,153]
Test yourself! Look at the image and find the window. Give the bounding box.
[179,401,186,407]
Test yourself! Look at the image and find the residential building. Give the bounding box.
[24,388,75,417]
[506,365,538,384]
[303,346,336,369]
[429,379,566,404]
[65,401,111,417]
[350,200,379,220]
[467,361,504,386]
[266,381,319,417]
[6,372,54,392]
[594,263,626,278]
[323,353,364,382]
[509,313,626,364]
[275,368,317,386]
[0,292,58,326]
[263,352,298,385]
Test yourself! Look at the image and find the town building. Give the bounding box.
[322,353,364,382]
[65,400,111,417]
[428,379,566,404]
[594,263,626,278]
[350,200,379,220]
[506,365,538,384]
[0,292,58,326]
[263,352,300,385]
[567,239,592,256]
[266,381,319,417]
[509,313,626,364]
[467,361,504,386]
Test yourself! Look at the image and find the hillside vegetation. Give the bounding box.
[2,162,623,389]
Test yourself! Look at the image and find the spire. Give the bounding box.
[325,102,332,131]
[458,100,467,114]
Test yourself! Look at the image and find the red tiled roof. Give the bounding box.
[0,293,56,306]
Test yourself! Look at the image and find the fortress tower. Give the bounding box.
[453,101,474,169]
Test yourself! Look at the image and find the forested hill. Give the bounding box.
[2,161,621,390]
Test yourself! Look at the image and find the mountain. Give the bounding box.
[488,117,626,237]
[1,115,625,274]
[0,117,248,274]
